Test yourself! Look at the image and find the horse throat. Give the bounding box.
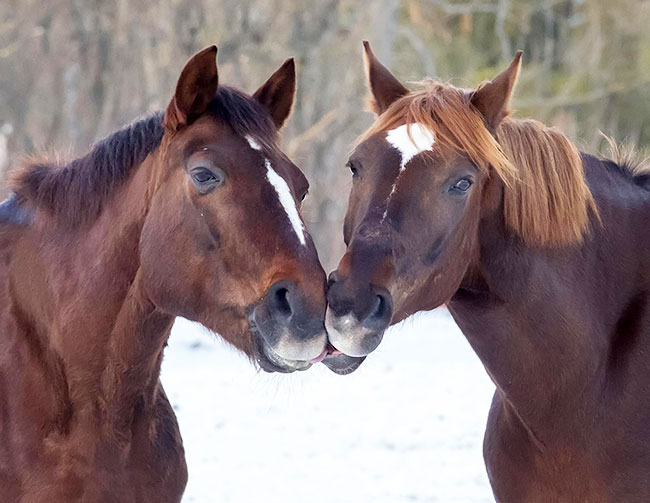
[98,270,174,435]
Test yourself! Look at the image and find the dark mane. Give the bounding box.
[599,134,650,190]
[12,86,277,227]
[12,111,165,227]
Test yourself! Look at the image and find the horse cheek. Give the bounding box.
[139,197,198,317]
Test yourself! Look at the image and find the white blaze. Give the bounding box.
[265,160,306,246]
[246,135,262,151]
[385,123,435,170]
[382,123,435,220]
[246,135,306,246]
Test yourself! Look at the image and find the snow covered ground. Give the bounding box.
[161,308,496,503]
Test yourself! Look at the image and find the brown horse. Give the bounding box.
[0,46,333,502]
[327,41,650,502]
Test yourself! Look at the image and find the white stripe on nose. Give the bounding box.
[246,135,306,246]
[265,160,306,246]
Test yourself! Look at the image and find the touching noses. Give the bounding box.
[325,267,394,358]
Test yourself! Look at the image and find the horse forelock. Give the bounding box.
[357,80,597,247]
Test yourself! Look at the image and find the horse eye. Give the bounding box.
[451,178,472,193]
[346,160,361,178]
[192,168,216,184]
[299,191,308,202]
[190,166,225,193]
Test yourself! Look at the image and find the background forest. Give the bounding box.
[1,0,648,268]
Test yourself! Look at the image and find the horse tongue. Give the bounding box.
[309,344,342,364]
[328,344,342,357]
[309,348,329,364]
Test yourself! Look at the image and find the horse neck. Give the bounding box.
[11,152,174,433]
[449,187,603,421]
[450,160,650,426]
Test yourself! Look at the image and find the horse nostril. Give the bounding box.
[273,288,292,317]
[326,278,353,317]
[364,289,393,331]
[267,281,295,320]
[370,294,385,320]
[327,270,341,289]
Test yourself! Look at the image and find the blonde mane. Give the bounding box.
[359,80,596,247]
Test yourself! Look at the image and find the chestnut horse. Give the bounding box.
[327,42,650,502]
[0,46,332,502]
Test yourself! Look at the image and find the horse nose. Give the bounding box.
[265,280,325,335]
[327,272,393,328]
[326,273,393,357]
[257,280,327,361]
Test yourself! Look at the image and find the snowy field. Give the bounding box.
[161,309,496,503]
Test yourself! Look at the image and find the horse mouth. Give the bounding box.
[246,314,314,373]
[321,352,367,375]
[306,342,342,364]
[247,309,364,374]
[248,327,309,373]
[255,338,365,375]
[249,319,363,374]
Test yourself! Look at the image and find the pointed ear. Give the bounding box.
[363,41,409,115]
[471,51,523,130]
[253,58,296,129]
[164,45,219,131]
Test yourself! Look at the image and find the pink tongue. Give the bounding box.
[309,348,329,364]
[309,345,343,364]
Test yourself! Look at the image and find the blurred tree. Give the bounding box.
[0,0,648,268]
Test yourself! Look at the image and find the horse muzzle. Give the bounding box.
[249,280,328,372]
[325,271,394,357]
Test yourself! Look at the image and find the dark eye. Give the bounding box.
[192,168,217,184]
[450,177,473,193]
[189,165,225,194]
[347,160,360,178]
[299,190,308,202]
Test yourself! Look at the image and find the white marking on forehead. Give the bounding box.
[385,123,435,170]
[265,159,306,246]
[381,123,435,221]
[246,134,306,246]
[246,135,262,151]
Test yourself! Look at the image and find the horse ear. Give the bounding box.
[253,58,296,129]
[471,51,523,130]
[363,41,409,115]
[164,45,219,131]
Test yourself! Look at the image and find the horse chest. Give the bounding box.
[0,382,187,502]
[485,392,650,503]
[449,292,650,501]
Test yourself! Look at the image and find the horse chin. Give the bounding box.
[249,327,313,374]
[321,353,366,375]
